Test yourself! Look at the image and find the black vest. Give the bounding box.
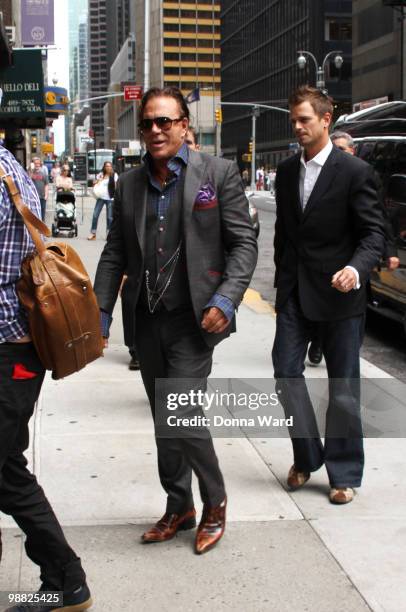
[138,171,191,312]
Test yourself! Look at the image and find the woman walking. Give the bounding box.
[55,164,74,192]
[87,161,118,240]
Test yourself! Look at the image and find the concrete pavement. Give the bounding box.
[1,195,405,612]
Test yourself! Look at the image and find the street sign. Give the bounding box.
[41,143,54,153]
[124,85,143,101]
[0,49,45,128]
[73,153,88,182]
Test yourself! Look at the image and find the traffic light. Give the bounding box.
[31,134,38,153]
[215,107,222,123]
[249,140,253,153]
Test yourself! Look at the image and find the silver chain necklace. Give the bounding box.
[145,240,182,313]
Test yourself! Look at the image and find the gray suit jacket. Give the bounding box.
[93,149,258,347]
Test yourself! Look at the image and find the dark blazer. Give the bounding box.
[274,145,385,321]
[94,149,258,347]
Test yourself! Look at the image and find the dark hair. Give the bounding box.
[102,161,113,175]
[288,85,333,118]
[187,126,199,145]
[139,86,190,121]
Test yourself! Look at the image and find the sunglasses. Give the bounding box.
[139,116,184,132]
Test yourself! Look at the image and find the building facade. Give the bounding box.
[66,0,88,153]
[220,0,352,167]
[88,0,109,146]
[352,0,405,105]
[135,0,221,153]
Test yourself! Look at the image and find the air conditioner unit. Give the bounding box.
[5,26,16,44]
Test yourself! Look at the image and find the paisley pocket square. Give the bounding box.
[194,182,218,210]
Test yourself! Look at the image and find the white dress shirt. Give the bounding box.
[299,139,333,209]
[299,139,359,288]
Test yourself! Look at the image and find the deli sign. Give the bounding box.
[0,49,45,128]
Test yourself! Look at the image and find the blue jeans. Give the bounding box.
[39,198,46,221]
[272,291,365,488]
[90,198,113,234]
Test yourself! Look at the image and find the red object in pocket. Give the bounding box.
[12,363,38,380]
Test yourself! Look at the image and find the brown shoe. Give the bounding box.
[329,487,354,504]
[141,508,196,543]
[287,465,310,490]
[195,498,226,555]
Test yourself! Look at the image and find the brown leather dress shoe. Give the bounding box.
[287,465,310,490]
[329,487,354,504]
[195,498,226,555]
[141,508,196,543]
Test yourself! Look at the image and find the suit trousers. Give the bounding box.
[0,342,86,591]
[135,306,226,513]
[272,291,365,488]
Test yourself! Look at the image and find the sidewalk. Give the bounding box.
[1,198,405,612]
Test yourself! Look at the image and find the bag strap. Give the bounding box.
[0,161,51,252]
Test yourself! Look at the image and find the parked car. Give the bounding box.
[334,102,406,334]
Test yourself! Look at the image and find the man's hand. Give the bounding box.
[386,257,400,271]
[201,307,230,334]
[331,268,357,293]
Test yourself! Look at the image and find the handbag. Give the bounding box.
[0,163,104,380]
[92,178,105,199]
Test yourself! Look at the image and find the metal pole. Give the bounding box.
[250,108,257,191]
[144,0,150,91]
[93,134,97,182]
[133,100,137,140]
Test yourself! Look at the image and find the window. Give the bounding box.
[201,133,215,146]
[325,19,352,41]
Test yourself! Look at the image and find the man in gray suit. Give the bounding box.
[94,87,257,554]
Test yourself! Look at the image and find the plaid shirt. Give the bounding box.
[0,146,42,342]
[101,143,234,336]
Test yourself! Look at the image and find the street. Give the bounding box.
[249,191,406,380]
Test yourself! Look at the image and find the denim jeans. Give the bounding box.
[39,197,46,221]
[272,291,365,488]
[90,198,113,234]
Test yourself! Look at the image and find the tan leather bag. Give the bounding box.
[0,163,104,380]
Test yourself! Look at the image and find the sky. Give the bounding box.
[47,0,69,154]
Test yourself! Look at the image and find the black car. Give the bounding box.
[334,102,406,335]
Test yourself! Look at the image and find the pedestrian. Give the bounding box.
[0,144,92,612]
[29,157,48,221]
[268,168,276,194]
[120,274,140,370]
[87,161,118,240]
[256,166,264,190]
[241,168,249,188]
[55,164,74,192]
[93,86,257,554]
[51,161,61,183]
[185,126,200,151]
[272,85,385,505]
[307,130,400,367]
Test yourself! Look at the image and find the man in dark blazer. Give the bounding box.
[306,129,400,366]
[272,86,385,504]
[94,87,257,553]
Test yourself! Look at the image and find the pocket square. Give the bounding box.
[194,182,218,210]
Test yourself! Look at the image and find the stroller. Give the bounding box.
[52,191,78,238]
